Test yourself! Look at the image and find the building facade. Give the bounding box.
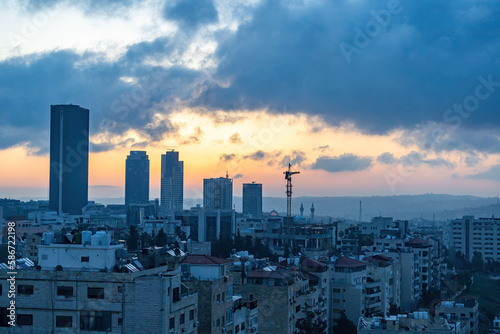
[161,150,184,213]
[125,151,149,207]
[0,267,198,333]
[451,215,500,262]
[204,177,233,210]
[49,104,89,215]
[242,182,263,218]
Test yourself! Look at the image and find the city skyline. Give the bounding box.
[1,1,500,201]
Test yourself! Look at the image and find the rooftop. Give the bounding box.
[181,254,233,265]
[335,256,367,268]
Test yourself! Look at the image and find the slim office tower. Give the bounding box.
[242,182,262,217]
[49,104,89,215]
[203,176,233,210]
[161,150,184,212]
[125,151,150,207]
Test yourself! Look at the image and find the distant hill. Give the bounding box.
[91,194,498,221]
[236,194,497,221]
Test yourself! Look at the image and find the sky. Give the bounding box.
[1,0,500,201]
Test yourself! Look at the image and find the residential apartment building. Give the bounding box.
[435,297,479,334]
[234,267,314,334]
[451,215,500,262]
[175,207,235,242]
[204,177,233,210]
[181,254,237,334]
[0,266,198,333]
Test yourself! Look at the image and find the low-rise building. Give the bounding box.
[435,297,479,334]
[181,254,236,334]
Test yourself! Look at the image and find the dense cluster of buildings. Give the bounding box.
[0,104,491,333]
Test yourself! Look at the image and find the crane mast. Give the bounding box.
[283,163,300,225]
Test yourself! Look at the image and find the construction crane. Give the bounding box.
[283,163,300,225]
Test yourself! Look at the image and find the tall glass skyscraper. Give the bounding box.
[125,151,150,207]
[49,104,89,215]
[203,176,233,210]
[161,150,184,212]
[243,182,262,217]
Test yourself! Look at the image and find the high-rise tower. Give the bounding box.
[243,182,262,217]
[125,151,149,207]
[161,150,184,212]
[49,104,89,215]
[203,176,233,210]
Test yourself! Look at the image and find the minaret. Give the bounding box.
[310,203,315,222]
[300,203,304,216]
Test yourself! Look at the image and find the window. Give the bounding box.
[180,313,185,325]
[18,285,34,295]
[18,314,33,326]
[332,288,341,293]
[0,284,2,295]
[296,305,300,312]
[81,256,89,262]
[57,286,73,297]
[0,308,9,327]
[117,286,123,293]
[118,318,122,326]
[173,287,180,302]
[226,308,233,324]
[169,317,175,329]
[56,316,72,328]
[88,287,104,299]
[235,324,240,333]
[241,322,245,330]
[216,318,220,327]
[80,312,111,331]
[41,254,48,260]
[217,294,221,302]
[189,309,195,321]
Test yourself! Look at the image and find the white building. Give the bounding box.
[38,231,124,271]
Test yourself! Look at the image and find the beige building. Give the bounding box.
[181,254,236,334]
[0,266,198,333]
[234,267,316,334]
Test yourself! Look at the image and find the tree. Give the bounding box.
[153,228,167,247]
[284,243,290,259]
[471,251,484,273]
[174,225,187,241]
[127,226,139,250]
[388,303,399,315]
[140,232,151,248]
[295,310,327,334]
[332,311,356,334]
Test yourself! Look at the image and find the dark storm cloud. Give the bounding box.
[195,0,500,134]
[467,165,500,181]
[377,152,397,165]
[244,150,269,161]
[310,154,372,173]
[3,0,500,157]
[0,46,203,153]
[219,153,236,162]
[163,0,218,30]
